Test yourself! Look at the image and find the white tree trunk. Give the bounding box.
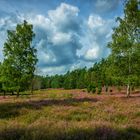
[127,83,130,97]
[127,49,131,98]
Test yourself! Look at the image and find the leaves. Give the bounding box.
[107,0,140,87]
[1,20,38,93]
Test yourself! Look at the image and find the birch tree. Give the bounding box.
[1,20,38,96]
[108,0,140,97]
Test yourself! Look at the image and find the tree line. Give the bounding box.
[0,0,139,97]
[32,56,140,94]
[33,0,140,97]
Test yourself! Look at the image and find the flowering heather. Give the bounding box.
[0,89,140,140]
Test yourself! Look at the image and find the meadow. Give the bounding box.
[0,89,140,140]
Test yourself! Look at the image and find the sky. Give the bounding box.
[0,0,124,75]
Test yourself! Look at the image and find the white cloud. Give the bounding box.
[28,14,50,29]
[51,32,72,45]
[79,14,115,62]
[29,3,82,68]
[0,15,21,61]
[85,47,100,61]
[88,15,104,29]
[28,9,115,74]
[38,65,69,76]
[48,3,79,27]
[87,14,114,35]
[0,2,116,75]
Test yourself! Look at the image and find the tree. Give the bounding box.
[1,20,38,96]
[0,62,2,92]
[107,0,140,97]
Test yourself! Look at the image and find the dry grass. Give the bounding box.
[0,89,140,140]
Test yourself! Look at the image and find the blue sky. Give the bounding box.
[0,0,124,75]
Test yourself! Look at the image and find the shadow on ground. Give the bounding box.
[0,125,139,140]
[0,98,98,119]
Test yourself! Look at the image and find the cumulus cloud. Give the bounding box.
[48,3,80,32]
[80,14,115,62]
[0,14,22,60]
[26,3,82,69]
[37,65,70,76]
[0,2,116,75]
[51,32,72,45]
[88,14,104,28]
[84,47,100,61]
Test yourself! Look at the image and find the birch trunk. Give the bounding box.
[127,83,130,97]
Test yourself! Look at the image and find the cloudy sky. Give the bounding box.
[0,0,124,75]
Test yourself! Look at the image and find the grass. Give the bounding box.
[0,89,140,140]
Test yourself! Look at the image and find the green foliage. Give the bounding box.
[97,82,102,94]
[107,0,140,96]
[91,84,96,94]
[87,83,96,93]
[35,58,120,91]
[87,84,92,93]
[1,20,37,95]
[0,62,2,92]
[0,0,138,95]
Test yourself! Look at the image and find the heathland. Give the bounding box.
[0,89,140,140]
